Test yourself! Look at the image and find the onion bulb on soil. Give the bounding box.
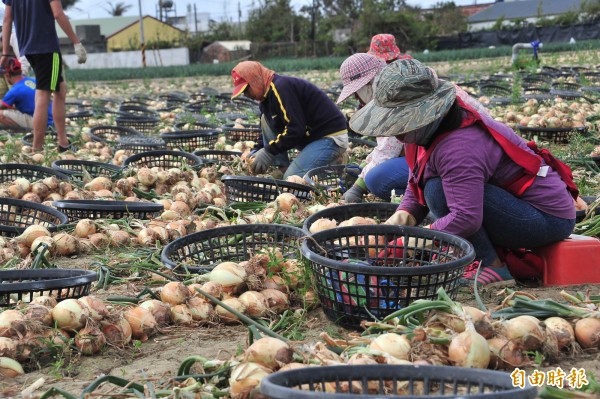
[261,289,289,314]
[448,324,490,368]
[101,317,132,347]
[275,193,298,212]
[215,297,246,324]
[75,326,106,355]
[574,317,600,349]
[78,296,110,321]
[0,357,24,378]
[51,298,90,331]
[199,281,224,299]
[31,296,57,308]
[160,282,190,305]
[53,232,79,256]
[544,317,575,350]
[0,310,25,337]
[139,299,172,326]
[0,337,18,358]
[187,297,213,321]
[503,315,545,351]
[368,333,411,360]
[170,304,194,325]
[487,337,527,370]
[238,291,269,318]
[24,304,53,326]
[16,225,51,248]
[124,306,157,341]
[201,262,246,294]
[244,337,293,370]
[73,219,96,238]
[229,362,273,399]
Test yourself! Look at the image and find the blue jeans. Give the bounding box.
[424,177,575,266]
[261,116,346,179]
[364,157,409,201]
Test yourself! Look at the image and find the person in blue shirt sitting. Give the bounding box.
[0,57,52,130]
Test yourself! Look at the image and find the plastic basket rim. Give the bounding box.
[301,224,475,275]
[161,223,306,272]
[0,163,70,181]
[0,269,98,294]
[159,129,221,139]
[302,202,399,233]
[260,364,538,399]
[193,150,243,157]
[52,199,164,212]
[0,198,69,234]
[51,159,121,173]
[221,175,315,193]
[122,150,204,168]
[517,125,587,133]
[221,125,262,132]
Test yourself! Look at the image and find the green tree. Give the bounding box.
[246,0,297,42]
[582,0,600,21]
[104,1,133,16]
[427,2,467,36]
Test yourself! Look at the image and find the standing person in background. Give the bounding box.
[0,57,52,129]
[367,33,412,63]
[231,61,348,179]
[1,0,87,152]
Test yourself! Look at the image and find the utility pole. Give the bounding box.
[238,2,242,39]
[159,0,163,22]
[138,0,146,67]
[194,3,198,34]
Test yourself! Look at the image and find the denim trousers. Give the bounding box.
[261,116,346,179]
[364,157,409,201]
[424,177,575,266]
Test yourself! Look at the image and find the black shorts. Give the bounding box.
[26,53,64,91]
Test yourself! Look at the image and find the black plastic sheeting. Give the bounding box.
[436,22,600,50]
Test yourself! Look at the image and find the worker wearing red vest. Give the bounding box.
[350,59,577,288]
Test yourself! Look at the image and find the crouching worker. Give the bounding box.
[350,59,577,288]
[231,61,348,179]
[0,57,52,130]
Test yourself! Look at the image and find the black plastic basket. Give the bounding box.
[52,200,163,222]
[88,125,143,146]
[303,164,361,195]
[521,75,551,88]
[576,195,600,223]
[0,163,69,184]
[122,150,203,170]
[0,198,69,237]
[0,269,98,307]
[301,224,475,328]
[260,364,538,399]
[66,109,94,123]
[51,160,122,181]
[116,116,160,133]
[517,125,586,144]
[160,129,221,152]
[522,87,554,101]
[551,81,581,91]
[479,84,512,97]
[549,88,583,100]
[21,132,76,148]
[174,121,217,131]
[161,224,305,274]
[221,175,314,203]
[193,150,242,165]
[221,124,261,142]
[118,104,158,118]
[303,203,399,234]
[116,136,167,153]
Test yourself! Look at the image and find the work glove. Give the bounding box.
[250,148,275,175]
[385,210,417,227]
[342,184,367,203]
[74,43,87,64]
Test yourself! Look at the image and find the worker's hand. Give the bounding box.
[74,43,87,64]
[341,184,367,203]
[250,148,274,175]
[385,210,417,226]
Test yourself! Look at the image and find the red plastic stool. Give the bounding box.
[533,234,600,286]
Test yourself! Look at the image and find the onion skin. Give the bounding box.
[160,282,191,305]
[545,317,575,350]
[139,299,172,326]
[124,306,157,341]
[215,298,246,324]
[229,362,273,399]
[448,325,490,368]
[78,296,109,321]
[487,337,527,370]
[238,291,268,318]
[75,326,107,355]
[51,299,90,331]
[244,337,293,370]
[0,310,26,337]
[574,317,600,349]
[261,289,289,314]
[503,315,545,351]
[24,304,53,326]
[368,333,411,360]
[0,337,18,358]
[0,356,24,378]
[101,318,132,347]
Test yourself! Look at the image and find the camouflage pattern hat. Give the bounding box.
[349,59,456,137]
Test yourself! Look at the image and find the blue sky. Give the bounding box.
[65,0,482,22]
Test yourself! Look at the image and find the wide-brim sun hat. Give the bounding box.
[349,58,456,137]
[368,33,401,62]
[336,53,386,104]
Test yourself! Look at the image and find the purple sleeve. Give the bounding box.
[397,183,429,223]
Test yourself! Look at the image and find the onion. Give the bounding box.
[545,317,575,350]
[31,182,50,199]
[31,236,56,256]
[309,218,337,233]
[187,297,213,321]
[73,219,96,238]
[487,337,527,370]
[84,176,112,191]
[124,306,157,340]
[244,337,293,370]
[0,357,24,377]
[75,325,106,355]
[16,225,51,248]
[101,317,132,346]
[448,324,490,368]
[261,289,289,314]
[187,283,204,297]
[43,176,61,191]
[238,291,269,318]
[0,337,18,358]
[24,304,53,326]
[171,304,194,325]
[368,333,411,360]
[53,232,80,256]
[503,315,545,351]
[139,299,172,326]
[78,296,109,321]
[160,282,191,305]
[51,298,90,331]
[574,317,600,349]
[202,262,246,294]
[307,204,326,215]
[21,192,41,203]
[13,177,31,193]
[286,175,306,185]
[262,276,289,293]
[275,193,298,212]
[137,227,158,246]
[215,297,246,324]
[31,296,57,308]
[229,362,273,399]
[0,309,25,337]
[199,281,223,299]
[107,230,131,247]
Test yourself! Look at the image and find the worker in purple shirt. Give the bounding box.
[350,59,577,288]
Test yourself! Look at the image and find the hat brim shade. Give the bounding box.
[349,80,456,137]
[368,48,401,62]
[336,74,374,104]
[231,82,248,99]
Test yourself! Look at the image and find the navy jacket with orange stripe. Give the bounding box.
[259,74,347,155]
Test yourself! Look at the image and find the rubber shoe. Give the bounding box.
[460,264,515,289]
[59,143,78,153]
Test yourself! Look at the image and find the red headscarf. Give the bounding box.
[232,61,275,100]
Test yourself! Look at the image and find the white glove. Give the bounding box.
[74,43,87,64]
[385,210,417,227]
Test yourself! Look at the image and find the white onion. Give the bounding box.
[0,337,18,358]
[309,218,337,233]
[73,219,96,238]
[16,225,51,248]
[53,232,80,256]
[275,193,298,212]
[261,289,289,314]
[574,317,600,349]
[124,306,157,340]
[101,317,132,347]
[75,325,106,355]
[503,315,545,351]
[238,291,269,318]
[31,296,57,308]
[0,309,25,337]
[24,304,53,326]
[545,317,575,349]
[187,297,213,321]
[202,262,246,293]
[51,298,90,331]
[78,296,110,321]
[215,297,246,324]
[0,356,24,377]
[368,333,411,360]
[170,304,194,325]
[139,299,172,326]
[229,362,272,399]
[448,324,490,368]
[160,282,191,305]
[244,337,293,370]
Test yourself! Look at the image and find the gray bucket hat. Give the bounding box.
[349,59,456,137]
